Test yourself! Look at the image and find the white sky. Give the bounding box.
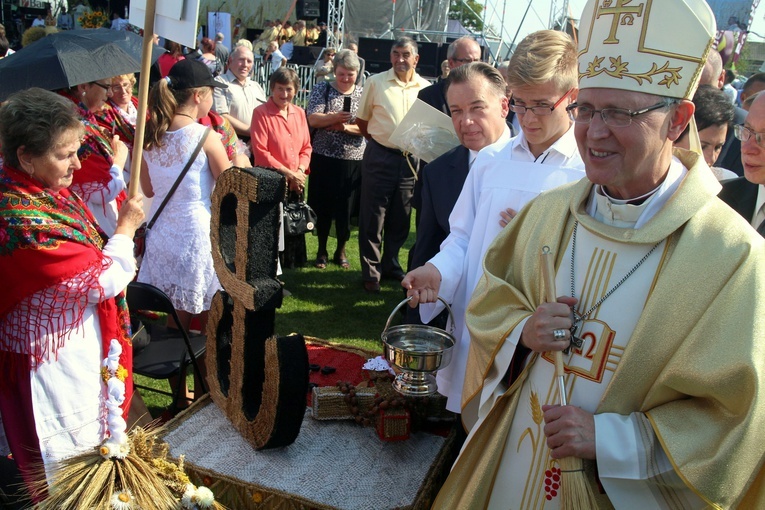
[484,0,765,47]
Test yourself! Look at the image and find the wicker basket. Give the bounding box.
[311,386,376,420]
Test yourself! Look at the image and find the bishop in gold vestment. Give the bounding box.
[433,150,765,509]
[432,0,765,508]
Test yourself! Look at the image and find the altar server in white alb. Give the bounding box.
[432,0,765,508]
[403,30,584,414]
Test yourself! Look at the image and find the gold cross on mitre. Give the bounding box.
[597,0,645,44]
[577,0,717,100]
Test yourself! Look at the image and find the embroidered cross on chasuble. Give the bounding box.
[487,225,667,509]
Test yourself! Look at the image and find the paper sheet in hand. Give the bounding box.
[389,99,459,163]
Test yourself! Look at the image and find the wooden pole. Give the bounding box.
[277,0,298,41]
[540,247,597,510]
[128,0,157,199]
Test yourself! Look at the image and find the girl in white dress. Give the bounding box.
[138,59,230,333]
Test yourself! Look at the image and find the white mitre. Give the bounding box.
[577,0,716,100]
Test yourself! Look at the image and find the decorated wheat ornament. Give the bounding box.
[33,339,226,509]
[541,247,597,509]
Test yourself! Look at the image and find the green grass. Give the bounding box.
[135,219,417,417]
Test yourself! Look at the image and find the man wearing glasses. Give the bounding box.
[403,30,584,415]
[430,0,765,508]
[417,36,482,116]
[720,93,765,236]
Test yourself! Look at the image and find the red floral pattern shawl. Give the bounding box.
[0,164,133,419]
[59,90,128,209]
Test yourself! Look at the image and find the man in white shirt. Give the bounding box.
[110,13,128,31]
[403,30,584,414]
[213,46,267,143]
[265,41,287,72]
[56,6,73,30]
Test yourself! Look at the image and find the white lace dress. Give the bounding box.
[138,123,222,314]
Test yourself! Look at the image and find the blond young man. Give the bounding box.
[404,31,584,414]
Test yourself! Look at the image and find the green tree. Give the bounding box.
[449,0,484,33]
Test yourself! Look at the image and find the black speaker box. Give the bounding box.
[292,45,322,65]
[438,43,449,66]
[246,28,263,41]
[296,0,321,18]
[358,37,392,63]
[365,60,392,74]
[416,41,439,77]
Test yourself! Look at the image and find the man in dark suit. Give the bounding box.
[720,90,765,236]
[406,63,511,324]
[408,37,485,257]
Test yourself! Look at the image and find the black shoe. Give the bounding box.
[363,281,381,293]
[382,269,406,282]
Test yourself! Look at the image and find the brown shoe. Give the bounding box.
[363,281,381,293]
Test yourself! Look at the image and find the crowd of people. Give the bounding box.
[2,0,765,506]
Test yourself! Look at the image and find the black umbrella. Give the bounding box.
[0,29,165,101]
[66,28,166,66]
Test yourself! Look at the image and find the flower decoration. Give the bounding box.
[34,341,223,509]
[79,11,110,29]
[363,356,395,375]
[110,489,134,510]
[181,483,216,509]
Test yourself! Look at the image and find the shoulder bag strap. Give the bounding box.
[146,127,211,230]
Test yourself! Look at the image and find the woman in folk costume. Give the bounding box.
[101,73,139,152]
[59,77,129,237]
[0,88,144,498]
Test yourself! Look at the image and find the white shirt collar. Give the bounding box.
[587,156,688,229]
[469,125,512,166]
[509,123,580,163]
[753,184,765,227]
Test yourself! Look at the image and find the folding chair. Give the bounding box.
[126,281,208,414]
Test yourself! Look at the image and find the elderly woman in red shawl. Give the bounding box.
[0,88,144,496]
[59,77,129,237]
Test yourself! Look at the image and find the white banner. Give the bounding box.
[207,11,231,46]
[131,0,201,49]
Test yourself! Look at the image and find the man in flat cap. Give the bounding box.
[432,0,765,508]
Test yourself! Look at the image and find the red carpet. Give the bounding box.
[305,338,381,406]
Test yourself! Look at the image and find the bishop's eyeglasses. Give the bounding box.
[566,100,676,127]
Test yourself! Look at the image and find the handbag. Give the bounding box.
[134,127,211,260]
[283,198,317,237]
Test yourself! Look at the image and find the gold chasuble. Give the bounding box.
[433,151,765,509]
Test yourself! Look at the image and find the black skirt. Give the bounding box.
[307,152,362,242]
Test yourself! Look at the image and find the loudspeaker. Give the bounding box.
[296,0,321,18]
[438,43,449,67]
[358,37,393,75]
[292,45,322,65]
[247,28,263,41]
[365,60,392,74]
[358,37,392,63]
[416,41,439,78]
